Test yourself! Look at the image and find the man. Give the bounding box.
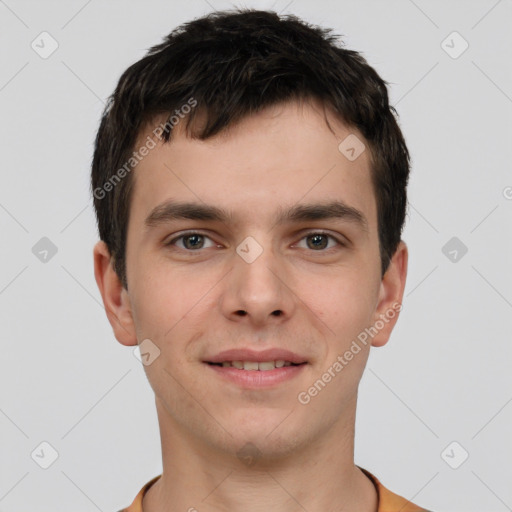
[91,8,432,512]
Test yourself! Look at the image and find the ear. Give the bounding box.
[93,240,138,346]
[370,240,408,348]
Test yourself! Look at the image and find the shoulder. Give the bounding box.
[358,466,434,512]
[117,475,162,512]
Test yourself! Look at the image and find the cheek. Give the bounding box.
[303,268,377,333]
[129,263,216,358]
[129,267,184,339]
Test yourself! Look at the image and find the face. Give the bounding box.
[94,98,407,462]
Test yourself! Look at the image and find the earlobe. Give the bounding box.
[93,240,138,346]
[370,241,408,348]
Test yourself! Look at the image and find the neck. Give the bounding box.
[142,397,378,512]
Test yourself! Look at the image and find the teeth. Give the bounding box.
[257,361,275,371]
[216,360,299,370]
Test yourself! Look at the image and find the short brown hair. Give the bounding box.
[91,8,410,290]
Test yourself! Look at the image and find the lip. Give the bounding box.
[204,348,308,365]
[205,362,307,388]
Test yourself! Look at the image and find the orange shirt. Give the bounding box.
[118,466,431,512]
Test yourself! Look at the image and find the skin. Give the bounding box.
[94,97,408,512]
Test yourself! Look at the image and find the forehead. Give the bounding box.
[129,98,376,233]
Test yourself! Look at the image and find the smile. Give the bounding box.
[204,361,307,388]
[207,360,302,370]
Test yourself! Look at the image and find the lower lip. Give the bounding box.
[205,363,307,388]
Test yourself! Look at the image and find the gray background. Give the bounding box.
[1,0,511,511]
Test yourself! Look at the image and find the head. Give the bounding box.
[92,9,409,461]
[92,9,410,290]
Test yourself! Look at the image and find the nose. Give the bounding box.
[220,237,297,327]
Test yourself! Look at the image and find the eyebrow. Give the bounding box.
[144,199,368,232]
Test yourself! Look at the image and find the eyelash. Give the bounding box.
[164,231,346,253]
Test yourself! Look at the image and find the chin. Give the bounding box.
[224,420,309,458]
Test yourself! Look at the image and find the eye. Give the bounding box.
[164,231,345,252]
[295,232,344,251]
[165,232,216,251]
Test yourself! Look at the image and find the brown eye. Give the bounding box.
[182,234,205,250]
[165,232,215,251]
[297,232,343,251]
[306,234,329,250]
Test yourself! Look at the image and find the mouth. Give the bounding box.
[203,360,308,388]
[203,348,309,387]
[205,360,305,370]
